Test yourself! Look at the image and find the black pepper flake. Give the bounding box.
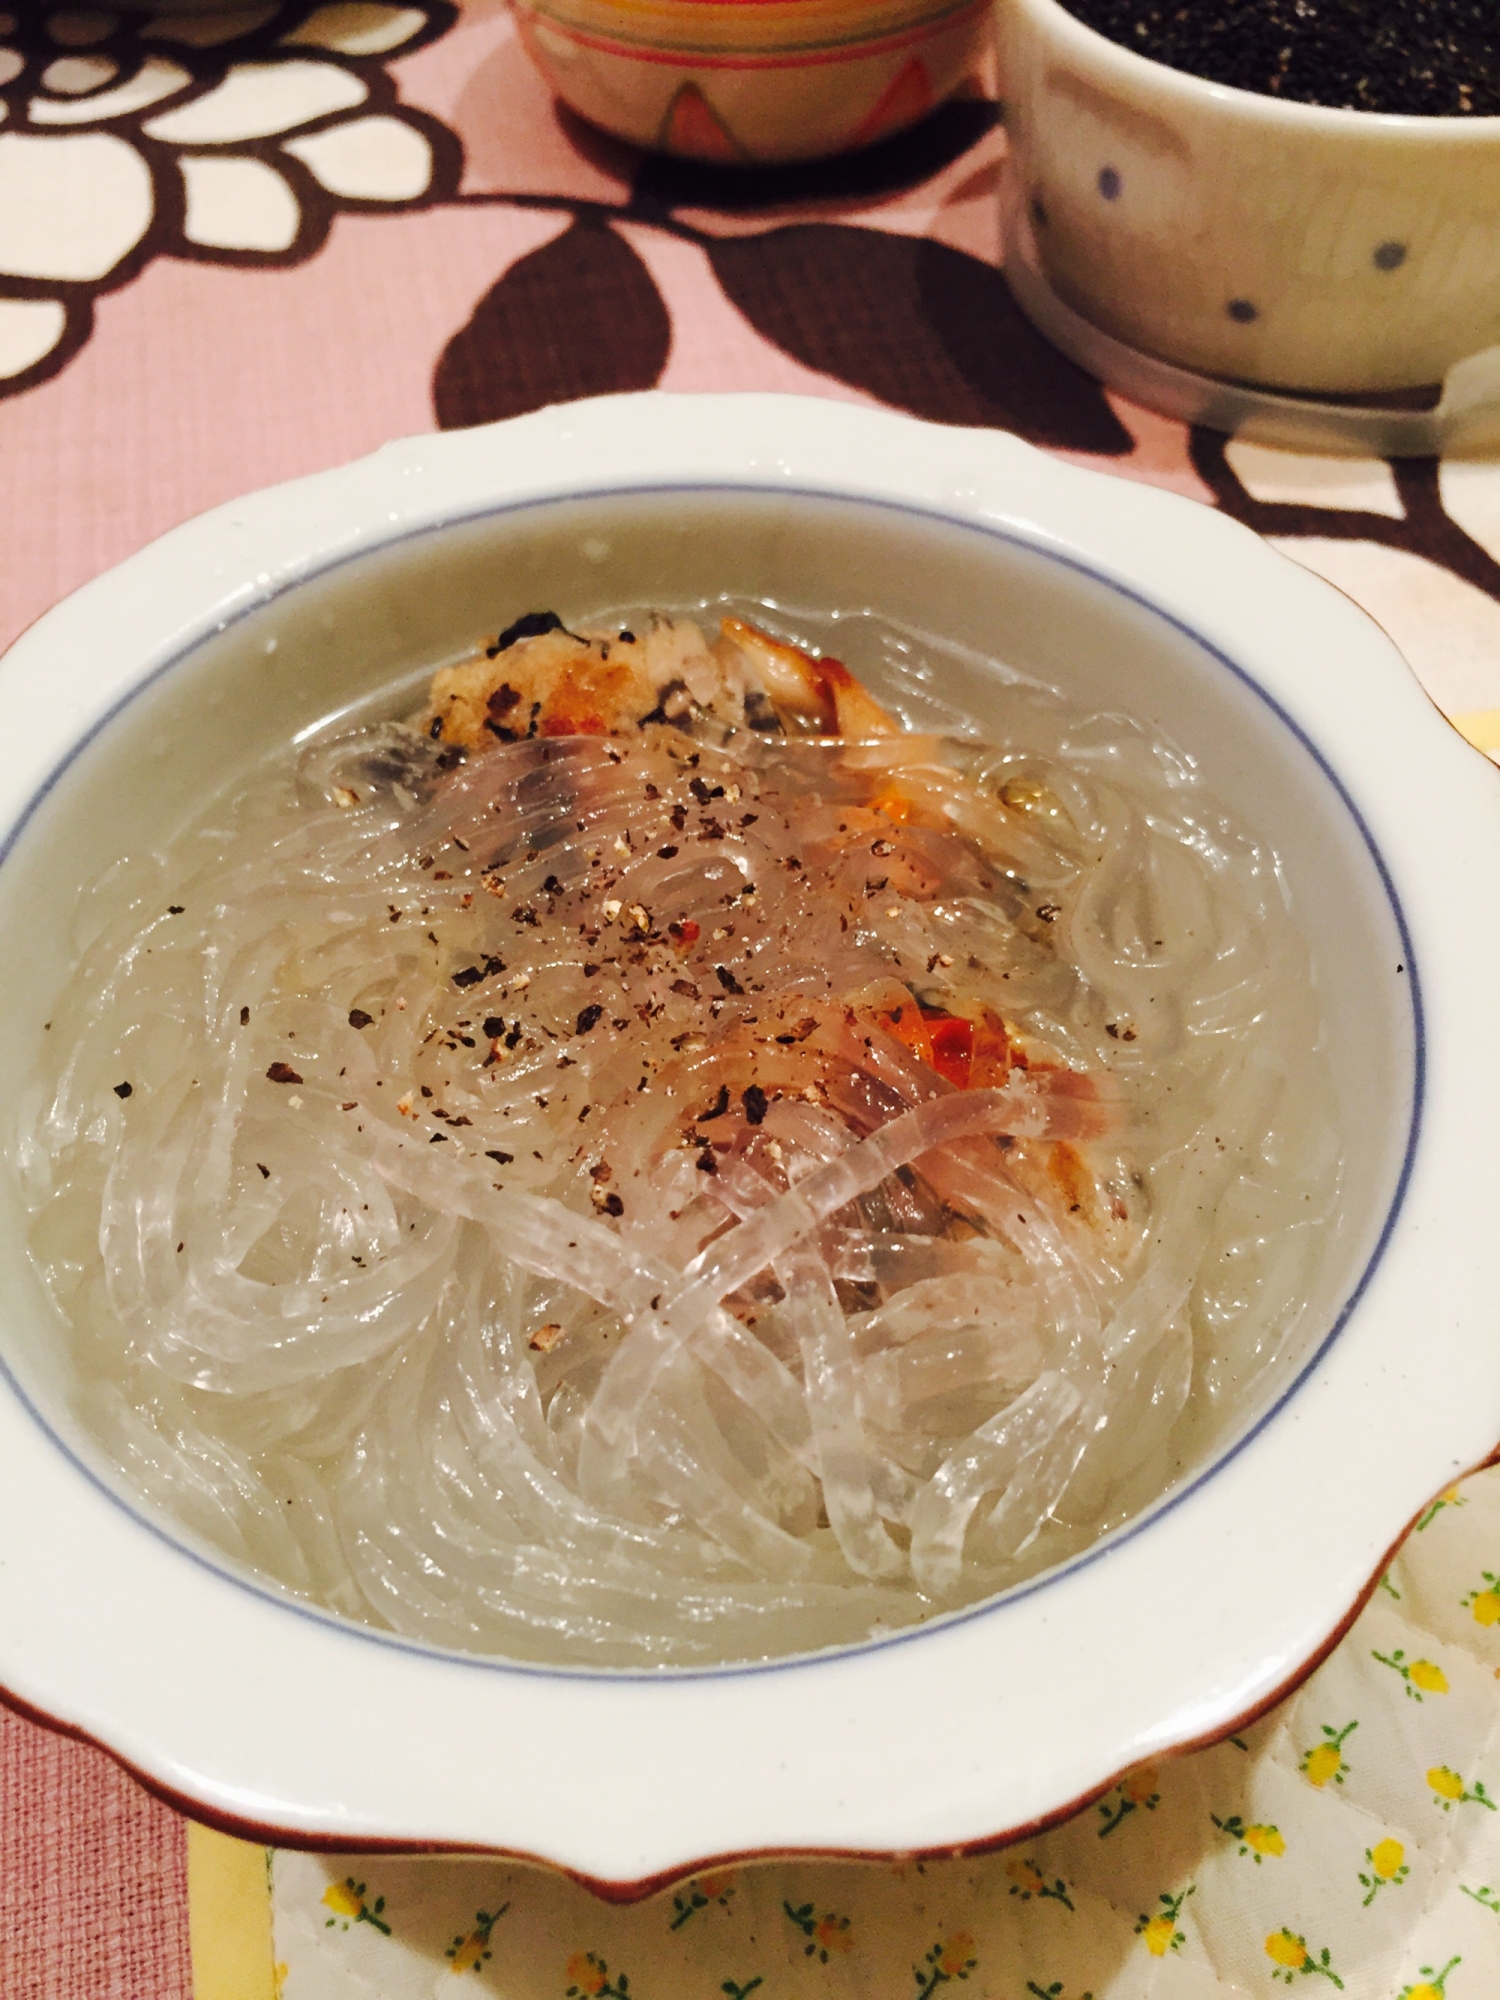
[486,1149,514,1165]
[695,1150,719,1174]
[543,874,564,897]
[512,906,539,926]
[576,1002,605,1034]
[1036,903,1061,923]
[453,965,483,988]
[582,963,600,978]
[167,904,185,915]
[715,965,744,994]
[489,609,564,656]
[657,845,679,859]
[266,1062,302,1085]
[689,776,725,803]
[348,1008,375,1030]
[256,1162,270,1178]
[113,1081,133,1099]
[743,1084,769,1125]
[699,1083,731,1121]
[239,1006,250,1026]
[483,1016,505,1038]
[599,1191,624,1217]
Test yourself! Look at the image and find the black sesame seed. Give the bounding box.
[1060,0,1500,116]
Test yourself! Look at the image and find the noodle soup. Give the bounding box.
[14,598,1340,1667]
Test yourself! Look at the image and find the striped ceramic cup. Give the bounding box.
[511,0,992,162]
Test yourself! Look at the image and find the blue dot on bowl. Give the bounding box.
[1097,165,1121,200]
[1374,240,1407,271]
[1226,298,1258,324]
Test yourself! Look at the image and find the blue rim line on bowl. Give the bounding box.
[0,484,1425,1686]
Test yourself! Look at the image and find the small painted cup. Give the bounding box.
[998,0,1500,394]
[511,0,993,164]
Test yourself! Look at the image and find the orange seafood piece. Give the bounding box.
[717,616,901,737]
[876,1004,1008,1095]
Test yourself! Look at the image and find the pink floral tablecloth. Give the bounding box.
[5,5,1500,1995]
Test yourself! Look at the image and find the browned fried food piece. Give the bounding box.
[415,613,899,748]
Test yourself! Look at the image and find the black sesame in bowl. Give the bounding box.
[1058,0,1500,116]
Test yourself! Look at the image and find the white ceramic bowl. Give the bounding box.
[998,0,1500,393]
[1,394,1498,1890]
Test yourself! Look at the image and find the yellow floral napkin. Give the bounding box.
[193,1461,1500,2000]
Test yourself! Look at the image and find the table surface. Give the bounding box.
[5,5,1500,1996]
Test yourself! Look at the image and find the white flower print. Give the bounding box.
[0,2,456,388]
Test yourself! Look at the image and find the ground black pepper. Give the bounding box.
[1059,0,1500,115]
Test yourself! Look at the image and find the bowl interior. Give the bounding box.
[0,485,1415,1622]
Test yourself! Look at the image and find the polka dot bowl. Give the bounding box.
[510,0,993,165]
[998,0,1500,395]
